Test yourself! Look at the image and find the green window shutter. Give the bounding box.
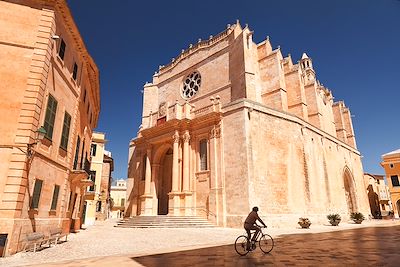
[51,185,60,210]
[31,179,43,209]
[60,112,71,150]
[43,95,58,140]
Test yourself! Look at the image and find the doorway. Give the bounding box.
[158,148,173,215]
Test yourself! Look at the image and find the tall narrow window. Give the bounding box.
[31,179,43,209]
[142,155,146,180]
[58,39,66,60]
[200,139,208,171]
[72,63,78,80]
[121,198,125,207]
[60,112,71,150]
[73,136,80,169]
[91,144,97,157]
[83,89,87,103]
[50,185,60,210]
[88,171,96,192]
[80,140,85,169]
[43,94,58,140]
[96,201,102,212]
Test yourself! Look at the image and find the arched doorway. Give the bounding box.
[396,200,400,218]
[158,148,173,215]
[343,167,357,213]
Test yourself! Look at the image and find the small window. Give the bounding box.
[391,175,399,187]
[58,39,66,60]
[377,179,380,185]
[72,63,78,80]
[51,185,60,210]
[390,164,394,168]
[200,139,208,171]
[121,198,125,207]
[43,94,58,140]
[90,112,93,125]
[87,104,90,115]
[142,155,147,180]
[31,179,43,209]
[91,144,97,157]
[60,112,71,150]
[83,89,87,103]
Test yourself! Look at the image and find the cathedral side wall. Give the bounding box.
[224,100,369,227]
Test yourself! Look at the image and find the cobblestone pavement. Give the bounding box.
[0,219,399,267]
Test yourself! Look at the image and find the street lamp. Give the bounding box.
[0,126,46,158]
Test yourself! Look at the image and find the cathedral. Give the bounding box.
[126,22,370,227]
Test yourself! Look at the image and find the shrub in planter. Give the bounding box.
[327,213,341,226]
[350,212,365,224]
[298,217,311,229]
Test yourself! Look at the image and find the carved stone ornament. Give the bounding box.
[183,131,190,143]
[172,131,180,143]
[158,102,167,117]
[210,127,221,139]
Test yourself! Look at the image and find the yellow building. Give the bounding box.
[83,133,114,225]
[110,179,127,219]
[381,149,400,218]
[0,0,100,256]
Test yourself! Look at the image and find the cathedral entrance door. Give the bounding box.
[158,149,173,215]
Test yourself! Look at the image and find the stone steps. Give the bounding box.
[115,216,215,228]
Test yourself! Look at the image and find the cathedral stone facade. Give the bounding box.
[126,22,370,227]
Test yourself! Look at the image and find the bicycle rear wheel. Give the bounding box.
[259,234,274,253]
[234,235,249,256]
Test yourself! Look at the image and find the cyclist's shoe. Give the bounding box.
[246,242,251,251]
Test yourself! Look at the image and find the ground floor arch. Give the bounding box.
[396,199,400,218]
[157,148,173,215]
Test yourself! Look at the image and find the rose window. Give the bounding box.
[182,71,201,99]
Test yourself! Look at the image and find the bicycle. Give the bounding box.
[234,225,274,256]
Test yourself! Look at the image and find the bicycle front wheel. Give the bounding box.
[259,234,274,253]
[234,235,249,256]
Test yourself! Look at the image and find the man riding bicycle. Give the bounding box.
[244,207,266,248]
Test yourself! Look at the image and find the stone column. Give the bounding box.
[182,131,190,192]
[209,125,222,225]
[169,130,181,215]
[141,146,153,215]
[172,131,180,192]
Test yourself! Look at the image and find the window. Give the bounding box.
[200,139,208,171]
[377,179,380,185]
[60,112,71,150]
[391,175,399,187]
[87,103,90,115]
[83,89,87,103]
[80,140,85,169]
[182,71,201,99]
[121,198,125,207]
[88,171,96,192]
[72,63,78,80]
[43,94,58,140]
[58,39,66,60]
[142,155,146,180]
[91,144,97,157]
[50,185,60,210]
[73,136,80,169]
[390,164,394,168]
[31,179,43,209]
[96,201,101,212]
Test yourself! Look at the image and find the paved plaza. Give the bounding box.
[0,219,399,266]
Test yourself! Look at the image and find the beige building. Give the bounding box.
[364,173,392,218]
[381,149,400,218]
[83,133,114,225]
[126,22,370,227]
[0,0,100,256]
[110,179,127,219]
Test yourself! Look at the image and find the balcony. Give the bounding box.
[144,96,222,129]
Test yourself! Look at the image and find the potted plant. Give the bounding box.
[298,217,311,229]
[327,213,341,226]
[350,212,365,224]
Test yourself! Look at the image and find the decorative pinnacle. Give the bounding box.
[209,35,213,40]
[227,24,231,28]
[189,44,193,48]
[198,38,202,43]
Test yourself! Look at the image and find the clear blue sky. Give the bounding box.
[67,0,400,179]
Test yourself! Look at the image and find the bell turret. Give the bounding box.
[300,52,315,84]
